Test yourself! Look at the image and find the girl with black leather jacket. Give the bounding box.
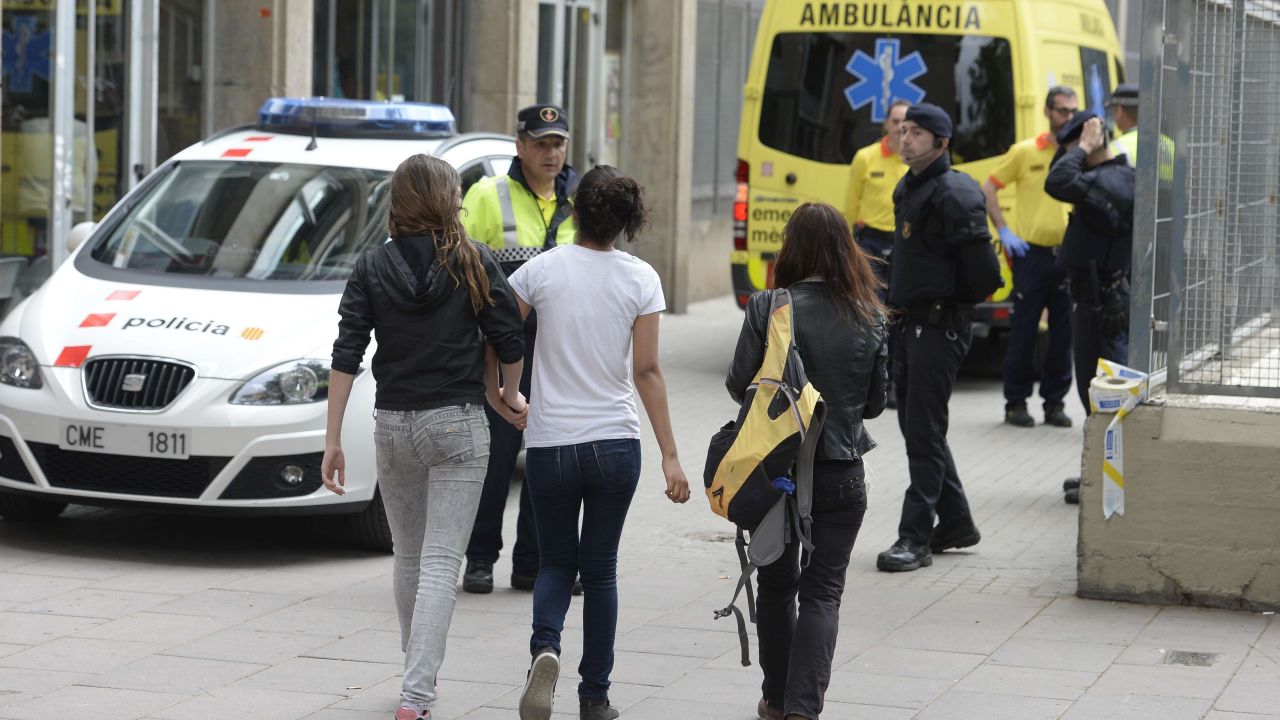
[726,202,888,720]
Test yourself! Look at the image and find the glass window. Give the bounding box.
[1079,45,1114,113]
[459,162,487,197]
[88,161,390,284]
[759,32,1015,165]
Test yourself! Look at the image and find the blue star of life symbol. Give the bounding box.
[2,16,53,95]
[844,39,927,123]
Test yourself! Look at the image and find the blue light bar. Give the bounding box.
[257,97,457,138]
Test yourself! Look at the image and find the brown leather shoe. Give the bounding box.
[757,698,783,720]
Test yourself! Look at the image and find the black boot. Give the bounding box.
[876,538,933,572]
[1004,403,1035,427]
[1063,477,1080,505]
[1044,404,1073,428]
[463,561,493,594]
[580,698,620,720]
[930,518,981,553]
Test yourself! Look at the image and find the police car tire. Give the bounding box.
[346,486,393,553]
[0,491,67,522]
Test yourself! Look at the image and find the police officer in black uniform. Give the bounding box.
[1045,111,1135,409]
[876,104,1003,573]
[1045,111,1135,504]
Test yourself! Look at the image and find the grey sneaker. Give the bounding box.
[518,649,559,720]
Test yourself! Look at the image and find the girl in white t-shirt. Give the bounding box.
[506,166,690,720]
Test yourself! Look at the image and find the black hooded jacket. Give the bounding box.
[331,236,525,410]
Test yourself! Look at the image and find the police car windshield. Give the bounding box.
[88,161,390,283]
[760,32,1015,165]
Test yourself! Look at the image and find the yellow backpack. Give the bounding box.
[703,289,826,665]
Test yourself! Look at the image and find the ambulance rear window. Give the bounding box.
[759,32,1015,165]
[89,161,390,283]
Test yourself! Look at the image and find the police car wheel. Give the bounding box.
[0,491,67,522]
[346,486,393,553]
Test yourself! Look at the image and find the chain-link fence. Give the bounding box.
[1132,0,1280,396]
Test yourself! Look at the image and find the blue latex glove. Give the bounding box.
[999,226,1029,258]
[771,477,796,495]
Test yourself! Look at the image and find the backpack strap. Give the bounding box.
[712,527,757,666]
[793,400,826,568]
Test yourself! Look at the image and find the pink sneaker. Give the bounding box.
[395,702,431,720]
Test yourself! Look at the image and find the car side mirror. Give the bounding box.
[66,221,96,255]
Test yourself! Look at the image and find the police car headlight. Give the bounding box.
[0,337,42,390]
[230,359,329,405]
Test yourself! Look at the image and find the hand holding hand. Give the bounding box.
[322,445,346,495]
[662,456,691,504]
[487,388,528,429]
[998,226,1029,258]
[1080,117,1105,154]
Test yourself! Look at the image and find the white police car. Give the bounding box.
[0,98,516,550]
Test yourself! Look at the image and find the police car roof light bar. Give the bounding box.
[257,97,457,140]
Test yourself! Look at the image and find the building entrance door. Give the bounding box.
[538,0,607,172]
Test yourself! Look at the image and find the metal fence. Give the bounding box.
[1131,0,1280,396]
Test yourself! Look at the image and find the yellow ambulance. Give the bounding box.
[730,0,1124,335]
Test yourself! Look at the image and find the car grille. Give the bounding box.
[83,357,196,411]
[26,442,230,498]
[0,436,35,484]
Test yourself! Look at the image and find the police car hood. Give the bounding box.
[23,269,340,380]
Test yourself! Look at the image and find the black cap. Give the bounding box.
[1106,83,1139,108]
[517,104,570,139]
[1055,109,1101,146]
[905,103,953,139]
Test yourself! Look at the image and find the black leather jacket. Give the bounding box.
[726,282,888,462]
[331,236,524,410]
[1045,148,1135,276]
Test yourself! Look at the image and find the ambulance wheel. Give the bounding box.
[0,491,67,522]
[347,486,393,553]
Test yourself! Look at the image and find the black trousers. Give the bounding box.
[756,460,867,720]
[1070,282,1130,414]
[1003,247,1073,410]
[465,317,540,575]
[893,321,974,544]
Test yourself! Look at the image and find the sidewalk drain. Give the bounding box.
[1162,650,1221,667]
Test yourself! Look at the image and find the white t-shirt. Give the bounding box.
[507,244,666,448]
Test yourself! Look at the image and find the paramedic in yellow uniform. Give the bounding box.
[981,87,1077,430]
[846,99,908,405]
[459,104,578,595]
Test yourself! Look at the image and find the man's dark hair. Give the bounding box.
[1045,86,1078,108]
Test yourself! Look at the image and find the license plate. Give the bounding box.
[58,421,191,460]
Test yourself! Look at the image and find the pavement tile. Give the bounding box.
[73,611,236,645]
[599,649,707,687]
[0,685,186,720]
[0,555,143,581]
[1013,601,1156,646]
[1205,713,1280,720]
[652,666,768,704]
[842,646,986,681]
[823,671,954,709]
[1060,692,1213,720]
[0,611,103,644]
[458,709,575,720]
[1214,648,1280,714]
[161,628,331,665]
[91,565,256,595]
[233,656,401,697]
[307,629,403,664]
[988,637,1124,673]
[240,602,391,639]
[879,592,1047,655]
[915,690,1071,720]
[0,668,85,708]
[299,578,399,614]
[0,636,163,673]
[147,588,300,621]
[0,644,26,659]
[304,710,388,720]
[603,697,756,720]
[217,569,367,597]
[1134,606,1267,648]
[442,608,528,639]
[15,587,177,620]
[80,654,267,695]
[341,676,517,717]
[0,573,87,603]
[614,625,738,659]
[953,664,1097,701]
[146,685,340,720]
[1088,662,1233,700]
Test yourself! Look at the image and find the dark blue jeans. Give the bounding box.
[525,438,641,701]
[1003,246,1073,410]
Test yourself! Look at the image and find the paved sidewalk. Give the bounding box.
[1,295,1276,720]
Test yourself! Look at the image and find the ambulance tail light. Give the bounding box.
[733,160,749,251]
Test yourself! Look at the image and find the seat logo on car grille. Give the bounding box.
[121,374,147,393]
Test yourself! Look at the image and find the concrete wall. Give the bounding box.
[462,0,539,134]
[1078,398,1280,611]
[687,216,733,302]
[211,0,315,130]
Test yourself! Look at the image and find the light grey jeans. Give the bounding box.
[374,404,489,706]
